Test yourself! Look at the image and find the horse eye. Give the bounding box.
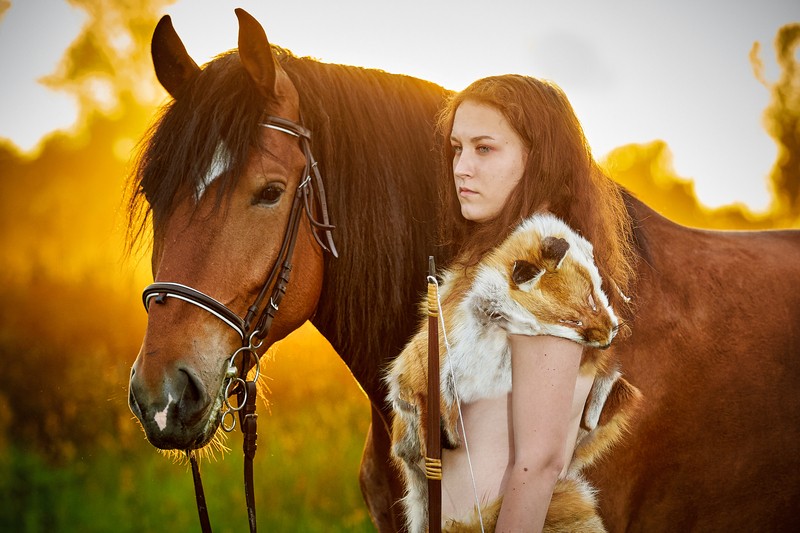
[255,184,284,206]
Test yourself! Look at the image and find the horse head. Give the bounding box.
[128,9,328,450]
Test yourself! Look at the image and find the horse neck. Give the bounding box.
[281,57,449,404]
[621,188,666,271]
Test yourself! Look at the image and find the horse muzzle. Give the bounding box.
[128,361,219,450]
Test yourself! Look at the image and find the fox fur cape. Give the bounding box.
[385,213,642,532]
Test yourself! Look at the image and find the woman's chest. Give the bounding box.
[441,394,514,521]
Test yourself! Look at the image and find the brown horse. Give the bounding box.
[127,9,800,532]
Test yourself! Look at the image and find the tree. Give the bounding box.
[751,23,800,221]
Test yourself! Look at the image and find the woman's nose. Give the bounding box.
[454,153,473,178]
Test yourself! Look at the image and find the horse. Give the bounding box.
[127,9,800,532]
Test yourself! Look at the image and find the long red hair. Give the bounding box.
[436,74,636,315]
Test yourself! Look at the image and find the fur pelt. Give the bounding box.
[385,213,642,532]
[443,476,605,533]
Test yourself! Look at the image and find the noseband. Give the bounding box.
[141,115,337,533]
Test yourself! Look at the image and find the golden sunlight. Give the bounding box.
[0,2,798,530]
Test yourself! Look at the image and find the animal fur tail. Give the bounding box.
[569,370,643,475]
[442,476,606,532]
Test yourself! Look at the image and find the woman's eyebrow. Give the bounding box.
[450,134,497,143]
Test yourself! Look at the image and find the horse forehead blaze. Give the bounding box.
[195,142,231,201]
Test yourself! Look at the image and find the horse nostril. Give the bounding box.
[128,386,138,412]
[180,369,202,402]
[128,376,144,418]
[177,368,211,425]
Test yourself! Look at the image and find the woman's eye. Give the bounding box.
[452,145,462,154]
[477,145,491,154]
[255,185,284,206]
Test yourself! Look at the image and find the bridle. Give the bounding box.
[141,115,337,533]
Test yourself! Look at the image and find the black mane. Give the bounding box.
[278,50,450,392]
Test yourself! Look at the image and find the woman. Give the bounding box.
[434,75,636,531]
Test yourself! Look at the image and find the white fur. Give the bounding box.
[196,141,231,200]
[153,393,174,432]
[465,213,616,345]
[583,369,621,431]
[443,268,514,402]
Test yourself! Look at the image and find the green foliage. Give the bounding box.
[0,411,375,532]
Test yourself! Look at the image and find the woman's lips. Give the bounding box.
[459,187,477,197]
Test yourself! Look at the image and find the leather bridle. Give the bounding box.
[141,115,337,533]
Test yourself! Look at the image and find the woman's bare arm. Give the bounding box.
[495,334,583,532]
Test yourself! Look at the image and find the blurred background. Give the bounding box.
[0,0,798,531]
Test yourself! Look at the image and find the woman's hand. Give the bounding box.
[495,334,584,532]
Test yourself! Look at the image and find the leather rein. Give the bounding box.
[141,115,337,533]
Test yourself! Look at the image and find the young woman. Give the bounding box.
[434,74,636,531]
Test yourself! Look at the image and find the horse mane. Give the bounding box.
[127,52,269,249]
[127,47,451,393]
[620,188,652,269]
[276,49,451,391]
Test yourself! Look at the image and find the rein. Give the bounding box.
[142,115,336,533]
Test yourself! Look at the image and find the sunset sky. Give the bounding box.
[1,0,798,211]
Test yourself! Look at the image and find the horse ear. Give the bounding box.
[512,260,542,287]
[542,236,570,270]
[235,8,279,100]
[151,15,200,99]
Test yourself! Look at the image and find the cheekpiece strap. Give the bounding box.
[260,115,338,258]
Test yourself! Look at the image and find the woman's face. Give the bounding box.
[450,100,527,223]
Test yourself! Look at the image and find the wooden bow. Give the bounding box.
[426,256,442,533]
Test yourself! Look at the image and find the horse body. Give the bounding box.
[592,197,800,531]
[128,10,800,531]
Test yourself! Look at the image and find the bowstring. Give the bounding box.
[427,276,485,533]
